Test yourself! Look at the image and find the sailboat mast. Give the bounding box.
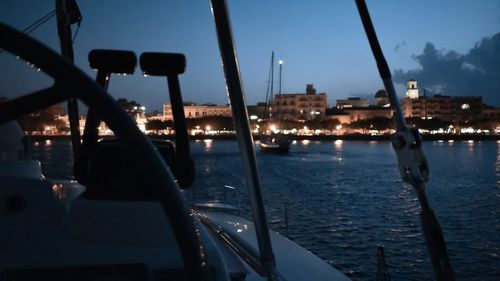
[269,51,274,115]
[263,51,274,119]
[55,0,81,160]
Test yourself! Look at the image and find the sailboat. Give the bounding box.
[0,0,455,280]
[259,51,292,153]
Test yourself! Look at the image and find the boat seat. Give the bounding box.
[1,263,148,281]
[63,198,183,269]
[0,176,67,270]
[82,139,175,201]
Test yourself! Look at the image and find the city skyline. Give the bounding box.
[1,0,499,112]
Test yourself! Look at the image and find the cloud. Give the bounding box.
[393,32,500,106]
[394,40,406,52]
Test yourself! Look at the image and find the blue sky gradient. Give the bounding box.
[1,0,499,111]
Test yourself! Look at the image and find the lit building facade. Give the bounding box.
[406,79,419,99]
[401,79,483,121]
[336,97,369,108]
[327,107,392,124]
[271,84,327,121]
[163,103,232,120]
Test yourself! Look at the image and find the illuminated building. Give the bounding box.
[162,103,232,120]
[336,97,369,108]
[271,84,327,121]
[401,79,483,121]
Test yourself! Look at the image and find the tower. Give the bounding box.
[406,79,419,99]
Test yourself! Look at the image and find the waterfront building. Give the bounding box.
[327,90,392,124]
[374,90,390,107]
[406,79,419,99]
[271,84,327,121]
[326,106,392,124]
[162,103,232,120]
[336,97,369,108]
[481,106,500,120]
[247,102,267,120]
[401,80,483,121]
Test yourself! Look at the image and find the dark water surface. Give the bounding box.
[30,139,500,280]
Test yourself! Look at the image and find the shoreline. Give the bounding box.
[27,134,500,142]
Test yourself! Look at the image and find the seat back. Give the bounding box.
[83,139,175,201]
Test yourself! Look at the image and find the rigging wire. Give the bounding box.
[0,9,56,55]
[23,9,56,34]
[71,21,81,44]
[1,7,81,52]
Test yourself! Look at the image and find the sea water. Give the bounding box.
[29,139,500,281]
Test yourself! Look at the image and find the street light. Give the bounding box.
[278,59,283,95]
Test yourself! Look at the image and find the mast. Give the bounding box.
[55,0,81,160]
[263,52,274,121]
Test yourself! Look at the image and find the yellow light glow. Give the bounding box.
[203,139,213,150]
[52,184,66,199]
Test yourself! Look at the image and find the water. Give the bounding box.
[29,139,500,280]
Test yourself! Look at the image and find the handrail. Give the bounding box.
[209,0,278,280]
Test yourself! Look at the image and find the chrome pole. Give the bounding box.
[209,0,277,279]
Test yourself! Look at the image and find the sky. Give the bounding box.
[1,0,499,113]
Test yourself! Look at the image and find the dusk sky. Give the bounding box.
[1,0,499,112]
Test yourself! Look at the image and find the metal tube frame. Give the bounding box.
[209,0,278,279]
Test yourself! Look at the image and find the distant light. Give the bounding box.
[250,115,258,120]
[205,125,211,131]
[278,59,283,65]
[334,139,343,145]
[336,125,342,130]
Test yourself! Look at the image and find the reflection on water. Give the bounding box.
[203,139,213,152]
[334,139,343,147]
